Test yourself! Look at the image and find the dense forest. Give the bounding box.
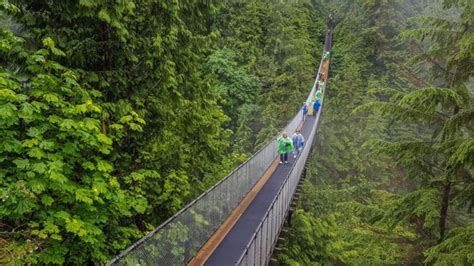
[277,0,474,265]
[0,0,472,265]
[0,0,320,264]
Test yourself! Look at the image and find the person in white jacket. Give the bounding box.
[291,130,305,158]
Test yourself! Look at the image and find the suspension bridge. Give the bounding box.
[107,22,334,266]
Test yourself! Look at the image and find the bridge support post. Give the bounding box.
[287,166,308,227]
[287,209,293,227]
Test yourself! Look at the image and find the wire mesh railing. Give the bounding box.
[108,140,278,265]
[108,67,318,266]
[235,93,324,266]
[108,24,332,266]
[235,29,333,266]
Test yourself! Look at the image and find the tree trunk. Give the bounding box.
[438,181,451,242]
[438,105,460,242]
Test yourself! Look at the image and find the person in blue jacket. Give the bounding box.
[292,130,305,158]
[302,102,308,121]
[313,99,321,114]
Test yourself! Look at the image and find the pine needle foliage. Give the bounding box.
[1,0,323,264]
[279,0,473,265]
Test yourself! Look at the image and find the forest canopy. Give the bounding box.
[0,0,320,264]
[277,0,474,265]
[0,0,472,265]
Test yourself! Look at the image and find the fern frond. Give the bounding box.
[441,107,474,140]
[406,46,450,67]
[382,188,441,235]
[364,139,434,155]
[453,182,474,210]
[400,15,461,43]
[354,101,442,123]
[401,27,460,45]
[425,223,474,265]
[339,201,386,224]
[364,139,440,179]
[447,139,474,168]
[399,87,463,113]
[411,16,460,29]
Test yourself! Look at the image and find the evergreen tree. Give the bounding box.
[215,0,320,145]
[0,0,322,263]
[278,0,473,264]
[358,0,473,263]
[0,29,149,264]
[1,1,232,264]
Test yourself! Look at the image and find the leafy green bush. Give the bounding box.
[0,30,148,265]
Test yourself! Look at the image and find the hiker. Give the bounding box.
[313,98,321,114]
[323,51,330,60]
[315,89,322,101]
[302,102,308,121]
[319,72,325,81]
[308,99,314,116]
[319,80,326,92]
[328,14,335,29]
[277,131,293,164]
[292,130,305,158]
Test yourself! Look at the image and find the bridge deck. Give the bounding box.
[205,115,316,265]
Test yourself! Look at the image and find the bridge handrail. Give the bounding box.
[108,111,277,264]
[235,85,324,265]
[235,28,333,264]
[108,133,279,264]
[108,62,319,265]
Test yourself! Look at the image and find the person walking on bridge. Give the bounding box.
[315,89,322,101]
[302,102,308,121]
[277,132,293,164]
[327,14,335,29]
[313,98,321,114]
[292,130,305,158]
[308,99,314,116]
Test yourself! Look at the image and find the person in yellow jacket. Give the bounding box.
[308,99,314,116]
[277,132,294,164]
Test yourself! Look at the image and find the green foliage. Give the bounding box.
[279,179,417,265]
[354,0,474,263]
[425,223,474,265]
[215,0,320,144]
[205,48,260,153]
[361,83,473,262]
[278,210,345,265]
[0,31,149,264]
[0,0,234,264]
[400,0,473,87]
[278,0,473,265]
[1,0,322,264]
[1,0,471,265]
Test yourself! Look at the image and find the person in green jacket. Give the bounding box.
[277,131,294,164]
[315,89,322,101]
